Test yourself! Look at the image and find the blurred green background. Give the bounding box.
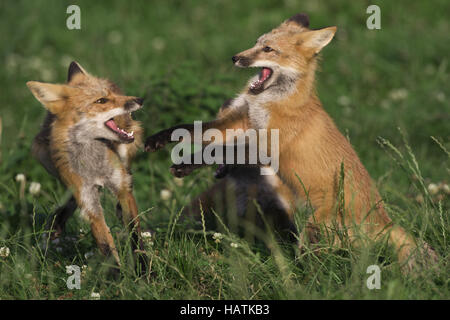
[0,0,448,299]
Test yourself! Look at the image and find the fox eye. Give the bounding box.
[94,98,108,104]
[262,46,274,52]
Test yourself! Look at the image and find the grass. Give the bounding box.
[0,0,448,299]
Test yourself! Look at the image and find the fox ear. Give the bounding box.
[301,27,337,54]
[27,81,66,114]
[287,13,310,28]
[67,61,88,83]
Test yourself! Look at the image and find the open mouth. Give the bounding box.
[105,118,135,143]
[250,67,273,92]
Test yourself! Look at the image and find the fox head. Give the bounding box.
[27,61,143,144]
[232,13,336,94]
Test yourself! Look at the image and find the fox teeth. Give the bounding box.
[123,131,133,138]
[250,81,259,89]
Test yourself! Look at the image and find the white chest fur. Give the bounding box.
[248,103,270,129]
[229,94,270,129]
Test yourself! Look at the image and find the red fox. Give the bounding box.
[27,62,145,270]
[145,14,436,270]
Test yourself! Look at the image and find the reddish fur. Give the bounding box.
[27,62,145,269]
[147,16,437,271]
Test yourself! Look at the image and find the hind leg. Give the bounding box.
[115,188,147,273]
[73,185,120,266]
[32,119,77,240]
[297,207,344,254]
[383,225,437,272]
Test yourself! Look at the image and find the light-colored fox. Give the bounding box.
[27,62,145,270]
[145,14,437,271]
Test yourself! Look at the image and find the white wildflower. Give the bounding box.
[0,247,10,258]
[337,95,351,107]
[427,183,439,195]
[442,184,450,195]
[141,231,154,247]
[29,182,41,196]
[435,92,445,103]
[90,292,100,300]
[160,189,172,201]
[15,173,25,182]
[230,242,239,248]
[389,88,408,101]
[212,232,223,240]
[81,265,88,277]
[212,232,223,243]
[141,231,152,239]
[174,177,184,187]
[108,30,122,44]
[151,37,166,51]
[84,251,94,259]
[415,194,424,204]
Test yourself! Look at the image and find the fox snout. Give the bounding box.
[124,97,144,111]
[232,55,252,67]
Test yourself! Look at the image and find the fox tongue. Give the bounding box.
[250,67,272,92]
[105,119,134,141]
[105,119,119,132]
[260,67,271,81]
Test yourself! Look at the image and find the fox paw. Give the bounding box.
[170,164,195,177]
[145,130,171,152]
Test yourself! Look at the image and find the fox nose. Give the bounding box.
[124,97,144,110]
[134,97,144,106]
[232,55,250,67]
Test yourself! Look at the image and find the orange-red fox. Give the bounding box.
[27,62,145,269]
[145,14,436,270]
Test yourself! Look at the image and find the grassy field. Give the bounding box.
[0,0,448,299]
